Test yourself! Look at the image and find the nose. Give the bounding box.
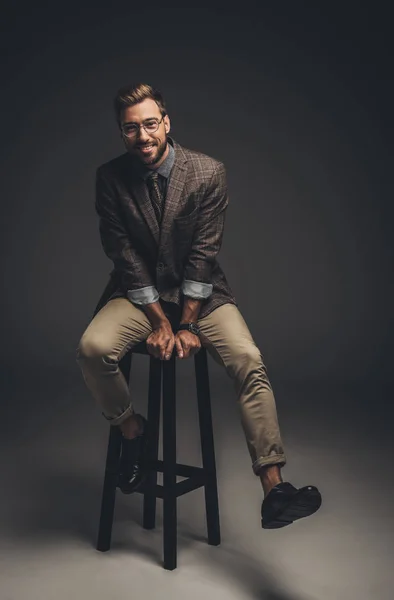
[137,126,150,142]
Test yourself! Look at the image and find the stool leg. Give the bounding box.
[97,351,132,551]
[162,354,177,570]
[97,425,122,551]
[143,356,162,530]
[195,348,221,546]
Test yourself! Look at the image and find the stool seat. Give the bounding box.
[130,339,152,355]
[96,336,221,571]
[130,340,188,357]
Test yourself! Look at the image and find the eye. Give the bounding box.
[124,124,138,134]
[144,119,158,130]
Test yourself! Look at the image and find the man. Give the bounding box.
[76,82,322,529]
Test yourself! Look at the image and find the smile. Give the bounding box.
[138,144,155,153]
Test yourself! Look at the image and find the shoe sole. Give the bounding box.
[261,485,322,529]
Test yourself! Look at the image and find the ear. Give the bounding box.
[164,114,171,134]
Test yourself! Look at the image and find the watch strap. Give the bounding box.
[177,323,200,335]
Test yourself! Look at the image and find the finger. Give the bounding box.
[188,340,200,357]
[147,345,157,358]
[164,336,175,360]
[193,341,202,355]
[158,331,173,360]
[161,336,172,361]
[181,339,189,359]
[156,332,168,360]
[152,340,161,359]
[147,334,160,359]
[175,336,184,359]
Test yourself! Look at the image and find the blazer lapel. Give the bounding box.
[159,138,188,249]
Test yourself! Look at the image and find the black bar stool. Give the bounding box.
[96,312,221,570]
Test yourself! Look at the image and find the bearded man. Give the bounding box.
[76,82,322,529]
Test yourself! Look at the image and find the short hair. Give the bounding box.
[113,82,167,126]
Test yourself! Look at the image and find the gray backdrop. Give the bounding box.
[1,5,392,388]
[0,4,393,598]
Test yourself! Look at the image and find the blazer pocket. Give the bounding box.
[174,204,199,225]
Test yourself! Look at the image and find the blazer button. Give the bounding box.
[157,262,164,271]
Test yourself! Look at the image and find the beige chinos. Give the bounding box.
[76,298,287,475]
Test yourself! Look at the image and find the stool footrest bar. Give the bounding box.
[135,473,205,499]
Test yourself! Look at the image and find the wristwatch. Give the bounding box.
[177,322,201,336]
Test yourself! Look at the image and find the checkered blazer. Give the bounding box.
[93,136,238,321]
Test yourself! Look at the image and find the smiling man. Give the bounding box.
[123,103,169,165]
[76,82,322,529]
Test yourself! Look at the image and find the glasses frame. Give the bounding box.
[121,115,166,138]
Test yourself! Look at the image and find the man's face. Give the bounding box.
[120,98,171,167]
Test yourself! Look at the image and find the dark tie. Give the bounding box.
[146,171,164,226]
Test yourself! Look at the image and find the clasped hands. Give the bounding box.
[146,323,201,360]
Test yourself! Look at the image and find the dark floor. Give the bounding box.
[0,359,393,599]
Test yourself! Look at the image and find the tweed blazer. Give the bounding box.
[92,135,238,321]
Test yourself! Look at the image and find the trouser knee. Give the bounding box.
[76,333,117,364]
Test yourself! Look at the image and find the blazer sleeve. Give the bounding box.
[95,166,156,294]
[183,161,228,285]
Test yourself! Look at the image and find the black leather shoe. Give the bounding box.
[117,414,148,494]
[261,481,322,529]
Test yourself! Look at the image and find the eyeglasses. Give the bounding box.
[121,115,165,138]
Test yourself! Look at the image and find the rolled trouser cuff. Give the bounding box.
[101,404,134,427]
[252,454,287,475]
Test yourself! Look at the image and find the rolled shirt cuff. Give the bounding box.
[181,279,213,299]
[127,286,160,305]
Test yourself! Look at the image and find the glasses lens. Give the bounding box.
[143,119,159,133]
[122,125,138,137]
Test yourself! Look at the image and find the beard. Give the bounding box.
[129,135,168,167]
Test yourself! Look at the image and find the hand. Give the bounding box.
[174,330,201,360]
[146,324,175,361]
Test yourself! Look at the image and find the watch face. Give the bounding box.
[190,323,200,335]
